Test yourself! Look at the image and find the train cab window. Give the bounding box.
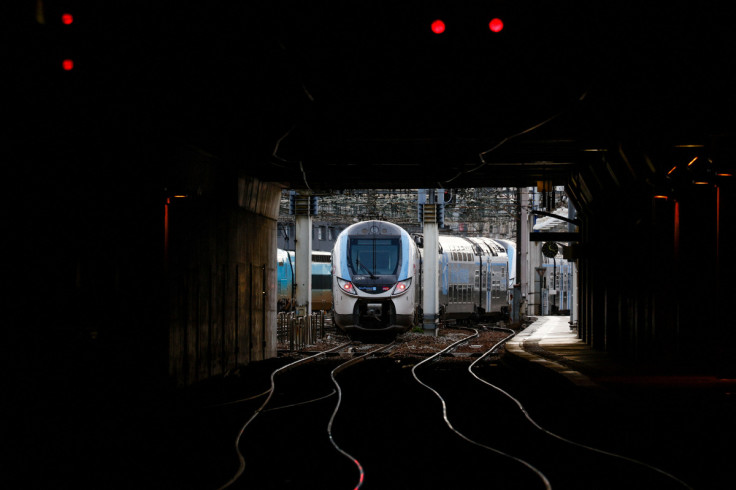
[348,238,400,276]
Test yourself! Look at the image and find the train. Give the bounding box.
[276,249,332,312]
[277,220,518,333]
[331,220,422,333]
[433,235,511,321]
[331,220,514,333]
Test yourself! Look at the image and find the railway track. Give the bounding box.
[205,323,693,489]
[414,325,693,490]
[217,341,399,489]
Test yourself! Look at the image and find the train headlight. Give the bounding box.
[337,278,358,296]
[392,278,412,296]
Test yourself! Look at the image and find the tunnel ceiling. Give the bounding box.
[16,2,736,193]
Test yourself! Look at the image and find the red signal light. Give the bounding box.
[431,19,446,34]
[62,59,74,71]
[61,13,74,25]
[489,18,504,33]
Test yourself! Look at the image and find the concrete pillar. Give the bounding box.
[571,261,579,327]
[419,189,440,335]
[519,188,530,310]
[512,283,521,323]
[294,213,312,317]
[423,218,439,334]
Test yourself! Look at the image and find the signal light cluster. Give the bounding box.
[431,18,504,34]
[61,12,75,71]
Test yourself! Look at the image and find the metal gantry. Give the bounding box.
[278,188,530,240]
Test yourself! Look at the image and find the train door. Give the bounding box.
[474,256,480,313]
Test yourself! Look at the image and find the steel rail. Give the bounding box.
[261,389,337,413]
[327,341,398,490]
[469,327,694,490]
[411,328,552,490]
[217,341,352,490]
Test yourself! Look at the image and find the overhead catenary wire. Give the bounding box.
[441,91,589,186]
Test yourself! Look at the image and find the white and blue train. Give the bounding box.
[331,220,422,333]
[331,220,514,333]
[277,249,332,312]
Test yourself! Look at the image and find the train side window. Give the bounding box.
[474,270,479,288]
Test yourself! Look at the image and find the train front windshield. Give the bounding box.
[348,238,400,276]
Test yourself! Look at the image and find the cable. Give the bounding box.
[441,91,589,186]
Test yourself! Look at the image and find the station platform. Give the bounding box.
[505,315,736,392]
[505,316,601,388]
[503,316,736,489]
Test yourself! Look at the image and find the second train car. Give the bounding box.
[434,235,511,320]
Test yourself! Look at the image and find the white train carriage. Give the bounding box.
[331,220,421,333]
[435,236,510,320]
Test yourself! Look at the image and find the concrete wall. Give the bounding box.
[166,175,281,386]
[10,139,283,391]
